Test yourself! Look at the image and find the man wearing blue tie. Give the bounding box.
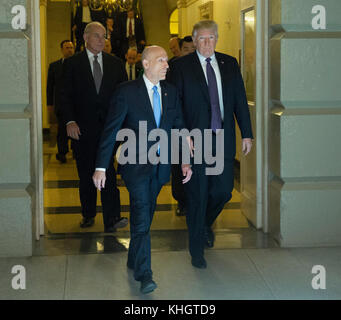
[93,46,192,294]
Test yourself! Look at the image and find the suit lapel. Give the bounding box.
[191,52,210,104]
[159,81,168,128]
[80,51,97,94]
[215,52,230,117]
[137,77,157,128]
[99,52,107,95]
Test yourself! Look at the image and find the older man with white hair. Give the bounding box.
[60,22,128,233]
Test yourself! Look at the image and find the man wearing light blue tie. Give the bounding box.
[93,46,192,294]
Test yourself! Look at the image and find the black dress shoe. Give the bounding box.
[175,204,187,216]
[104,226,116,233]
[56,153,66,163]
[140,279,157,294]
[80,217,95,228]
[205,227,215,248]
[191,256,207,269]
[113,217,128,229]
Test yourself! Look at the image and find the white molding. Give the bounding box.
[31,0,44,238]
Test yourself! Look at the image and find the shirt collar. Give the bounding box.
[196,50,216,64]
[86,48,102,60]
[143,74,160,91]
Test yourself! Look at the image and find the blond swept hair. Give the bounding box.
[192,20,218,39]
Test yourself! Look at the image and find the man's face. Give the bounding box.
[82,0,88,7]
[127,10,134,19]
[181,41,196,56]
[125,50,137,65]
[84,25,106,54]
[143,47,169,82]
[169,38,180,57]
[61,41,74,58]
[193,28,217,58]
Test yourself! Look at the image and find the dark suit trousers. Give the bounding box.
[171,164,186,208]
[125,166,162,282]
[184,134,234,259]
[72,134,121,228]
[56,114,69,156]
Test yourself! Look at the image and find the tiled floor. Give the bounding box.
[42,142,249,238]
[2,138,338,300]
[1,247,341,299]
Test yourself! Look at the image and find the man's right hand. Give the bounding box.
[66,122,81,140]
[93,170,106,191]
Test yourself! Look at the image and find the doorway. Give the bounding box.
[36,0,272,255]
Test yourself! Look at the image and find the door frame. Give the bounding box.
[31,0,44,239]
[240,0,269,232]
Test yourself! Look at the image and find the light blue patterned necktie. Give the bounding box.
[152,85,161,155]
[152,85,161,128]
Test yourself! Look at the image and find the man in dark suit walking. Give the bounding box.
[93,46,192,294]
[47,40,74,163]
[124,47,142,81]
[168,20,253,269]
[72,0,106,52]
[120,8,146,59]
[61,22,128,232]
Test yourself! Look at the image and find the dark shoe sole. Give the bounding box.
[191,259,207,269]
[140,281,157,294]
[80,219,95,228]
[113,218,128,229]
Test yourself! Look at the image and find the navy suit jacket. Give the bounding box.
[96,77,185,186]
[47,59,64,114]
[168,51,253,161]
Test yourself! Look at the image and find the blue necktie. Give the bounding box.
[206,57,222,131]
[152,85,161,155]
[152,86,161,128]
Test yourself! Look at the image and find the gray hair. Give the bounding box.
[84,22,106,35]
[192,20,218,39]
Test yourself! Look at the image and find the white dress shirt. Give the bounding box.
[126,62,136,81]
[143,74,162,113]
[196,50,224,121]
[96,74,162,172]
[126,18,135,37]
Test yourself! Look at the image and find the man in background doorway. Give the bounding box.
[120,8,146,59]
[105,16,121,56]
[47,40,75,163]
[180,36,196,56]
[125,47,142,80]
[168,37,181,64]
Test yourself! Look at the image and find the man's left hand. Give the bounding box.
[181,164,192,184]
[242,138,252,156]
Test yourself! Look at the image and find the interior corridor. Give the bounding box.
[39,130,276,256]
